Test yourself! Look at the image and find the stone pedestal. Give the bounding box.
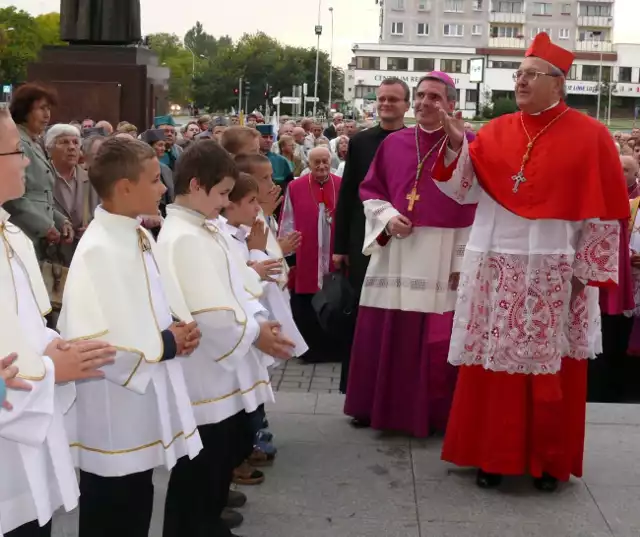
[28,45,170,130]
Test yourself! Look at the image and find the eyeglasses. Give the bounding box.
[512,70,560,82]
[0,150,25,158]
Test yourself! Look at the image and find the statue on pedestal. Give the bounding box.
[60,0,142,45]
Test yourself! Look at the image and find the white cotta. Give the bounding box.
[154,206,274,427]
[59,207,202,477]
[432,138,619,375]
[360,199,470,314]
[0,211,78,535]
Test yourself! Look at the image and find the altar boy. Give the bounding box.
[58,138,203,537]
[156,140,295,535]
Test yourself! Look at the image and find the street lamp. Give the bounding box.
[594,31,604,122]
[184,44,206,79]
[313,0,322,118]
[327,7,334,118]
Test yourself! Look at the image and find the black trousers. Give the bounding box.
[163,411,250,537]
[79,469,154,537]
[588,313,634,403]
[5,520,51,537]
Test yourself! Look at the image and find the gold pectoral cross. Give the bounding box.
[407,186,420,212]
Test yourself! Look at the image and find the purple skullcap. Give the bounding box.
[422,71,456,90]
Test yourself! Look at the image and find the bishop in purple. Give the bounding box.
[344,72,477,437]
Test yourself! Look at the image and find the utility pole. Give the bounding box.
[244,80,251,116]
[238,77,243,113]
[313,0,322,118]
[327,6,335,119]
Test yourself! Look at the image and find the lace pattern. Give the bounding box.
[449,221,616,374]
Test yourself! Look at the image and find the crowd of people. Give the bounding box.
[0,30,637,537]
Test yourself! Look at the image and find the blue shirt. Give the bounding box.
[266,152,291,184]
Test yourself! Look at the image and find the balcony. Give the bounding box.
[574,40,614,52]
[488,36,527,49]
[490,11,526,23]
[577,15,613,27]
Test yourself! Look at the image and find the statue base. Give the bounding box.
[27,45,170,130]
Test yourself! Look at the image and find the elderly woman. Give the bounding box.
[46,124,100,265]
[116,121,138,138]
[332,135,349,177]
[278,134,304,176]
[7,83,72,260]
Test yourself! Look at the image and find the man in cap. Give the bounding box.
[154,115,183,170]
[433,33,629,490]
[344,73,476,438]
[257,124,294,188]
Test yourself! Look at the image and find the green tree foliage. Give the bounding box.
[148,24,344,112]
[0,7,66,84]
[491,97,519,118]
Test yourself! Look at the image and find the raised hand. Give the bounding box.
[262,185,283,216]
[247,220,268,252]
[47,339,117,383]
[436,104,465,151]
[250,259,282,282]
[278,231,302,256]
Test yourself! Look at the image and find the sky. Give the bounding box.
[7,0,640,67]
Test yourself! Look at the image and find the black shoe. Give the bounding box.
[349,417,371,429]
[227,489,247,508]
[533,473,559,492]
[476,469,503,489]
[222,507,244,529]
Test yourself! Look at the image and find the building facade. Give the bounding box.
[347,0,639,119]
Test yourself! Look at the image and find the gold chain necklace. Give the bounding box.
[511,107,570,193]
[408,127,447,212]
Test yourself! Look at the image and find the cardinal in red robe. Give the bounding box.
[430,32,630,491]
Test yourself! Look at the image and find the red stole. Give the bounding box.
[283,173,341,295]
[434,101,629,222]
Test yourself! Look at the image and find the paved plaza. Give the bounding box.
[52,387,640,537]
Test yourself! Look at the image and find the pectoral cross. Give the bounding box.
[406,186,421,212]
[511,170,526,194]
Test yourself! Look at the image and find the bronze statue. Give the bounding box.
[60,0,142,45]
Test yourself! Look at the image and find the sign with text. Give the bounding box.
[469,58,485,83]
[280,96,301,105]
[373,73,462,86]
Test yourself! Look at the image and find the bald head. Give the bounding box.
[308,146,331,179]
[292,127,306,144]
[621,155,639,188]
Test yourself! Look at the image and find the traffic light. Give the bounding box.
[234,88,239,96]
[264,84,271,98]
[244,81,251,96]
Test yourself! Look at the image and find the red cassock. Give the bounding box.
[433,102,630,480]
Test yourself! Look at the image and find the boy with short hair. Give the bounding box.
[58,138,202,537]
[155,140,294,534]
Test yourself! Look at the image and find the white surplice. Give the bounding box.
[223,220,308,361]
[58,207,202,477]
[360,199,470,314]
[0,209,78,535]
[155,206,274,426]
[433,138,618,374]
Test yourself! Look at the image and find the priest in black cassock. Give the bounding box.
[333,77,409,394]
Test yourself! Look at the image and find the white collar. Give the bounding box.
[0,207,9,225]
[93,205,141,232]
[530,101,560,116]
[166,203,207,226]
[418,124,445,134]
[224,222,251,241]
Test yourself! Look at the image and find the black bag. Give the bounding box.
[311,271,357,340]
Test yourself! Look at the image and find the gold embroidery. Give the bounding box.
[70,428,199,455]
[192,380,271,406]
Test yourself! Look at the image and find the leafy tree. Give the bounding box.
[146,33,194,104]
[491,97,519,118]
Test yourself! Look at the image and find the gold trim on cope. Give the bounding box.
[192,379,271,406]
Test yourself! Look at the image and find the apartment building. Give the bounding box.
[348,0,635,118]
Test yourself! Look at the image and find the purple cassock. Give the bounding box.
[344,123,476,438]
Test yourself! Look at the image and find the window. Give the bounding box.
[561,3,571,15]
[532,2,552,15]
[444,0,464,12]
[443,24,464,37]
[417,23,430,36]
[567,65,577,80]
[473,0,484,10]
[441,59,463,73]
[414,58,435,71]
[619,67,633,83]
[494,1,523,13]
[490,25,521,38]
[579,4,612,17]
[582,65,611,82]
[392,0,405,10]
[490,60,520,69]
[417,0,431,10]
[558,28,569,39]
[530,28,551,39]
[472,24,483,35]
[391,22,404,35]
[356,56,380,70]
[387,57,409,71]
[355,85,378,99]
[465,89,478,105]
[579,30,605,41]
